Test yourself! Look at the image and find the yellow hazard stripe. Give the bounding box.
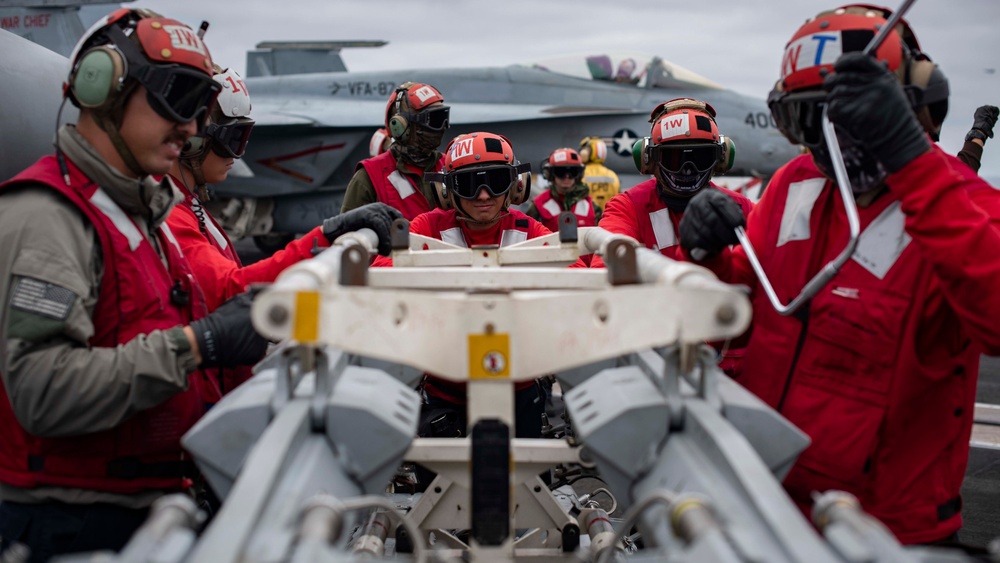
[293,291,320,343]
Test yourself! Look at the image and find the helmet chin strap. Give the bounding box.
[94,83,147,178]
[96,112,146,178]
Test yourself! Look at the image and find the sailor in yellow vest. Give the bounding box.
[578,136,620,212]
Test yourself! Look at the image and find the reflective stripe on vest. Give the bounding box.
[388,170,417,199]
[439,227,527,248]
[649,208,677,250]
[852,201,911,279]
[777,178,825,247]
[776,177,911,278]
[574,199,591,217]
[90,188,143,251]
[441,227,466,247]
[542,198,561,217]
[500,229,527,247]
[160,223,185,257]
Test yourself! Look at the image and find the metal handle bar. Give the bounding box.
[734,0,916,315]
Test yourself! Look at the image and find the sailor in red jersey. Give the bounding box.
[379,132,550,439]
[677,5,992,544]
[594,98,752,376]
[341,82,450,219]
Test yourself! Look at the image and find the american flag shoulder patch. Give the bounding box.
[9,277,76,321]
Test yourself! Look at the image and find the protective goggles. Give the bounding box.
[410,105,450,132]
[109,25,221,124]
[427,162,530,200]
[768,89,828,148]
[651,143,722,174]
[551,166,584,180]
[139,66,222,124]
[204,117,255,158]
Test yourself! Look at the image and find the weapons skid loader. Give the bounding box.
[57,215,990,563]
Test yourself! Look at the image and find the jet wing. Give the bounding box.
[249,99,642,128]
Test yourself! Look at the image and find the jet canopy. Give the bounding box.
[527,51,723,91]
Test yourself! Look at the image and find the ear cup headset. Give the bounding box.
[388,87,410,139]
[843,4,949,140]
[69,44,128,109]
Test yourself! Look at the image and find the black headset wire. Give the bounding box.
[178,169,210,238]
[54,96,71,186]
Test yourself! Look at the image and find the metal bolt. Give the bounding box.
[269,305,289,326]
[716,304,737,325]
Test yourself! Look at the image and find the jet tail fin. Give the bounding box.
[247,40,387,77]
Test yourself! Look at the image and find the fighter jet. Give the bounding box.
[0,1,800,251]
[222,46,799,250]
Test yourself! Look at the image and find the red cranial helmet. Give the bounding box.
[779,7,905,93]
[541,147,584,182]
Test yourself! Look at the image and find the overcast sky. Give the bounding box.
[130,0,1000,178]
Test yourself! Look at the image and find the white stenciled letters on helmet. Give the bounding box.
[413,86,436,103]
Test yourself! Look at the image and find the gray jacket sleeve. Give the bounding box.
[0,188,198,438]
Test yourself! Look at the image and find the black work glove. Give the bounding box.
[322,202,403,256]
[189,291,268,369]
[972,105,999,139]
[823,52,931,174]
[679,188,744,260]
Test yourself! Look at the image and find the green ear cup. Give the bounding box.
[632,138,647,173]
[715,136,736,175]
[182,136,205,159]
[388,115,407,139]
[73,49,117,108]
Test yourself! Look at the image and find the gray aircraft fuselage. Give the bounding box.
[229,63,799,239]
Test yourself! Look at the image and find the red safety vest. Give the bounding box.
[358,151,440,221]
[739,154,980,543]
[532,189,596,231]
[0,156,220,494]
